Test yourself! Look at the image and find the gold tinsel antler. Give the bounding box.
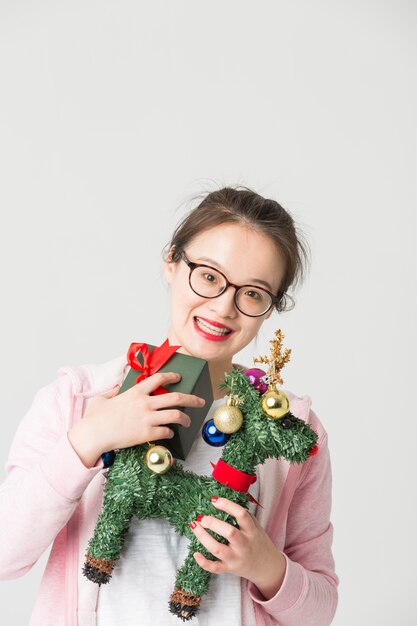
[253,329,292,386]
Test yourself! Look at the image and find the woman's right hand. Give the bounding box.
[68,371,206,468]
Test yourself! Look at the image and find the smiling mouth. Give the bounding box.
[194,316,233,336]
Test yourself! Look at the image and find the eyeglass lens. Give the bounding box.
[190,266,272,316]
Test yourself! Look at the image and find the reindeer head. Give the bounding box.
[216,369,318,473]
[216,330,318,473]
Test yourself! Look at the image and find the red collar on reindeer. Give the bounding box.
[210,458,263,508]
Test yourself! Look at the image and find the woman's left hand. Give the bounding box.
[190,496,287,600]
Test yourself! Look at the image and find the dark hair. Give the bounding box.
[162,185,311,313]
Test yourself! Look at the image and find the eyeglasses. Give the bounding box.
[178,249,281,317]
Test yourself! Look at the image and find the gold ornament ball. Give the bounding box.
[261,388,290,419]
[145,445,173,474]
[213,397,243,434]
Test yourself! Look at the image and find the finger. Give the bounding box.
[152,426,175,440]
[196,514,240,543]
[101,384,120,399]
[210,496,254,529]
[149,390,206,410]
[136,371,182,395]
[193,551,225,574]
[152,408,191,428]
[190,520,230,561]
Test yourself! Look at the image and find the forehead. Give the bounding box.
[185,223,285,292]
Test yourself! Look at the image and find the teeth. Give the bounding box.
[195,317,231,336]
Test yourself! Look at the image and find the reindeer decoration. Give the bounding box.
[83,330,318,621]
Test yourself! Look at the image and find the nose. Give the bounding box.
[207,285,238,318]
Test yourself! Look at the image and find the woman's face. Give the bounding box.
[163,222,285,364]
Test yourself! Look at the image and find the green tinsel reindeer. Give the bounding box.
[83,330,319,621]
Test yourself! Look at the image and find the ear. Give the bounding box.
[163,245,177,285]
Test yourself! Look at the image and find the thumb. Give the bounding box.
[101,384,120,399]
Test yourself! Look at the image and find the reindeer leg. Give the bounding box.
[169,536,214,621]
[83,495,135,585]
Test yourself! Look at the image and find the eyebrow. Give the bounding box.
[196,256,273,292]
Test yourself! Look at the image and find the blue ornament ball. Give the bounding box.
[101,450,116,468]
[202,419,231,447]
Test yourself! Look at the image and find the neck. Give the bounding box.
[209,359,234,400]
[221,432,263,474]
[220,429,259,475]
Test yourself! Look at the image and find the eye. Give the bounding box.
[203,272,218,283]
[280,417,294,429]
[244,289,261,300]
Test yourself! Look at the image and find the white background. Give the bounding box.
[0,1,416,624]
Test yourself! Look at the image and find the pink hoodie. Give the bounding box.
[0,353,339,626]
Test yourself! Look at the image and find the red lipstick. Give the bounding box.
[193,317,234,342]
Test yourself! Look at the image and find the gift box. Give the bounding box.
[118,341,213,460]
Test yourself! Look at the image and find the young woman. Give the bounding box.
[0,186,339,625]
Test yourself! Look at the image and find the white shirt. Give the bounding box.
[94,396,259,626]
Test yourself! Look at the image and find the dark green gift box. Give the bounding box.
[118,344,213,460]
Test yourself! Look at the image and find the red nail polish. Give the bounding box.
[189,521,197,529]
[197,515,204,522]
[211,496,218,503]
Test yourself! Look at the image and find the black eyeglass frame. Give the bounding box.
[178,248,281,318]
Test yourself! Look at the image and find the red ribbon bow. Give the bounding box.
[210,458,263,508]
[127,339,181,395]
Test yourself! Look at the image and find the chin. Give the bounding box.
[176,339,222,363]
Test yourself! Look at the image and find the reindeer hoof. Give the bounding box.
[82,555,116,585]
[169,587,201,621]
